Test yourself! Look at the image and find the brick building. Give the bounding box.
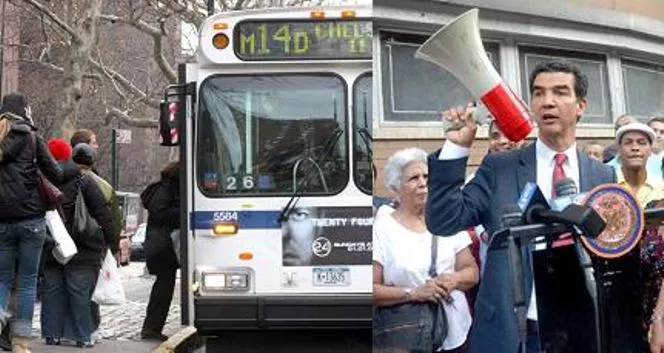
[372,0,664,197]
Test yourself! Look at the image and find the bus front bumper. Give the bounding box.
[194,294,372,334]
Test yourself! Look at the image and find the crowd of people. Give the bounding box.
[373,60,664,353]
[0,92,178,352]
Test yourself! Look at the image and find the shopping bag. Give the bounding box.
[170,229,180,264]
[92,250,126,305]
[45,210,77,265]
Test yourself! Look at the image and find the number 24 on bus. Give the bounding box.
[238,22,370,55]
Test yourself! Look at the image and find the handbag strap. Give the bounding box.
[428,235,438,278]
[29,133,38,165]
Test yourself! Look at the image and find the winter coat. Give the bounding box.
[142,174,180,274]
[44,162,118,269]
[82,168,122,236]
[0,115,62,221]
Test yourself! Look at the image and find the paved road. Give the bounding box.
[26,263,372,353]
[203,329,372,353]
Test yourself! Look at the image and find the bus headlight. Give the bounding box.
[201,271,250,291]
[202,273,226,289]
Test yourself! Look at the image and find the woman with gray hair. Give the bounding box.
[373,147,479,353]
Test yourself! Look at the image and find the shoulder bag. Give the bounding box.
[30,134,63,210]
[373,236,448,352]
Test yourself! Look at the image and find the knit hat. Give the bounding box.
[0,93,29,118]
[616,122,656,145]
[72,143,95,166]
[47,138,72,162]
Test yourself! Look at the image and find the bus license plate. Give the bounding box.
[313,267,350,286]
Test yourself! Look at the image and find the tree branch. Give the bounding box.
[105,106,158,128]
[89,56,162,108]
[17,0,82,44]
[22,59,102,81]
[98,13,176,83]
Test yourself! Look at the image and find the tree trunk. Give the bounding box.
[59,0,102,136]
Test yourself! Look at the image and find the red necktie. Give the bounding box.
[551,152,573,247]
[551,153,567,198]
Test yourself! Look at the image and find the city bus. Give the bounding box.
[158,6,373,336]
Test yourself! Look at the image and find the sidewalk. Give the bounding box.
[30,339,161,353]
[24,262,184,353]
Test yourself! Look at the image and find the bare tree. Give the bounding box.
[7,0,323,191]
[12,0,324,135]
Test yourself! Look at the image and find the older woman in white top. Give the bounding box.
[373,147,479,353]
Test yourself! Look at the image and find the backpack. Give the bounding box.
[140,181,161,209]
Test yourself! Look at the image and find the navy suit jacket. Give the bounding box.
[425,142,615,353]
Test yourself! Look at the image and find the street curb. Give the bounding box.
[152,326,198,353]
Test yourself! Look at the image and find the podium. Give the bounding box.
[532,234,642,353]
[490,221,644,353]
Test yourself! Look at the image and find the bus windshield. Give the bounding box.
[196,74,348,196]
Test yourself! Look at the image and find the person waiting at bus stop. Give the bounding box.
[0,93,62,353]
[70,129,122,340]
[40,143,118,348]
[373,147,479,353]
[140,161,180,341]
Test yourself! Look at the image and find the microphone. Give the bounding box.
[551,178,584,211]
[517,182,550,215]
[501,204,528,346]
[551,179,602,353]
[522,180,605,239]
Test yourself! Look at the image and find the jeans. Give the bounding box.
[41,265,98,342]
[0,217,46,337]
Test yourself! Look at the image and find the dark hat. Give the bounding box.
[0,93,28,117]
[72,143,95,166]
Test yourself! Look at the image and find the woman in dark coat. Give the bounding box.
[0,93,62,353]
[140,161,180,341]
[40,143,118,348]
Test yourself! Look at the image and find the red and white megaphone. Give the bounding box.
[415,9,533,142]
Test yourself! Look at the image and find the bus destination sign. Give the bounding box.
[234,19,372,60]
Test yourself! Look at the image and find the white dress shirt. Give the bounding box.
[438,139,580,321]
[373,215,473,350]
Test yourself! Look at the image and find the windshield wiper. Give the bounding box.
[278,127,344,223]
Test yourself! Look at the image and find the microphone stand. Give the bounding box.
[489,222,602,353]
[573,237,602,353]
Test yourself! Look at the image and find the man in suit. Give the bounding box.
[425,60,615,353]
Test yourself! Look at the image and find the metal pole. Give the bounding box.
[207,0,214,16]
[111,128,118,189]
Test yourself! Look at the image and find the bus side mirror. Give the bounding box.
[159,100,178,146]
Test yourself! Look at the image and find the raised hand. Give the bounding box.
[442,102,478,148]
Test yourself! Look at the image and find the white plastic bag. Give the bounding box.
[92,250,126,305]
[45,210,77,265]
[170,229,180,264]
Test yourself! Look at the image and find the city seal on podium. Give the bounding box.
[580,184,644,259]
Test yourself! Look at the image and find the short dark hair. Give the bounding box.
[648,116,664,127]
[70,129,95,148]
[161,160,180,180]
[529,60,588,100]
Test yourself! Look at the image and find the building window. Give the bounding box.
[380,31,500,122]
[622,59,664,121]
[519,47,611,124]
